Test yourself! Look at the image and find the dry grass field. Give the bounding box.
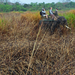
[0,11,75,75]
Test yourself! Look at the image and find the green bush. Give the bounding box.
[59,11,75,28]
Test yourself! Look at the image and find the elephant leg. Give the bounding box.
[57,27,62,36]
[48,22,53,34]
[51,26,55,34]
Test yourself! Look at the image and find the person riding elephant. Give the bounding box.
[53,8,58,17]
[41,8,48,19]
[49,7,57,20]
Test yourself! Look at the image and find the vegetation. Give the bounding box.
[0,10,75,75]
[0,1,75,12]
[59,10,75,28]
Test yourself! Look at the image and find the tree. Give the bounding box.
[23,4,29,8]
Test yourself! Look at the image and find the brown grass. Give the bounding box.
[69,10,75,15]
[0,11,75,75]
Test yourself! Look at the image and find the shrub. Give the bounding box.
[60,10,75,28]
[0,18,8,34]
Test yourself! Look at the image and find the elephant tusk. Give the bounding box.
[65,25,71,30]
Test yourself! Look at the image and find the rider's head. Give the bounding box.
[56,8,58,10]
[42,8,44,11]
[50,7,52,10]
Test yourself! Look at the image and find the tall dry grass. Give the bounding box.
[0,11,75,75]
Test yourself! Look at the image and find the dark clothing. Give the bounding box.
[54,10,58,16]
[55,10,58,15]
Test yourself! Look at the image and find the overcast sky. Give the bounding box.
[10,0,59,4]
[10,0,74,4]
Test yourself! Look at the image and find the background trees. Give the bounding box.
[0,1,75,12]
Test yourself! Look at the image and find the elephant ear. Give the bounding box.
[63,19,67,22]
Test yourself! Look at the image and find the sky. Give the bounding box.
[10,0,74,4]
[10,0,59,4]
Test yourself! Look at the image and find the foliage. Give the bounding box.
[0,2,75,12]
[60,10,75,28]
[0,18,8,33]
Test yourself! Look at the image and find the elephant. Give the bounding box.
[39,16,71,35]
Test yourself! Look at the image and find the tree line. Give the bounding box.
[0,1,75,12]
